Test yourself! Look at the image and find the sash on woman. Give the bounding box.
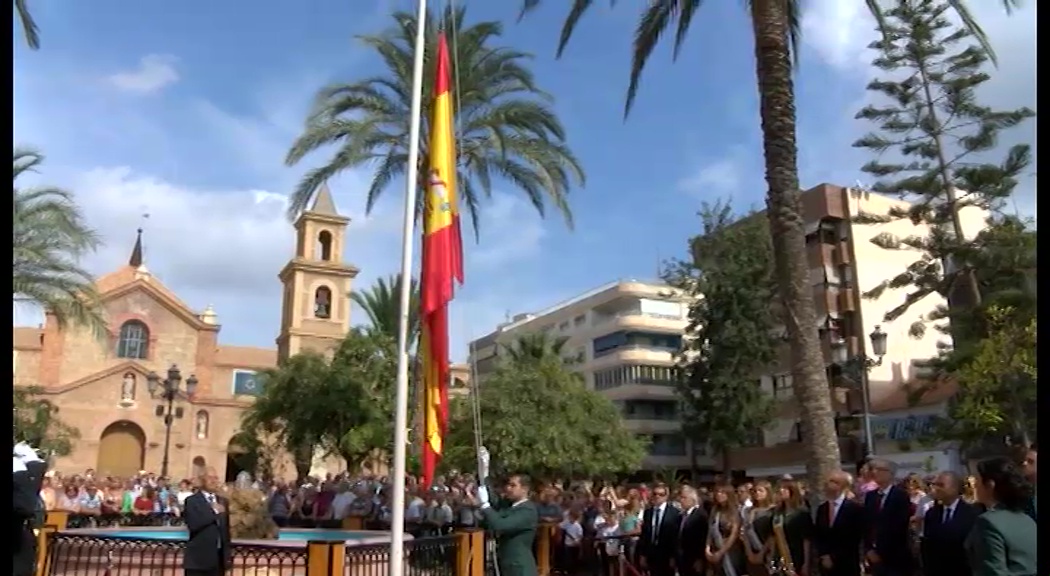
[769,514,796,576]
[710,512,739,576]
[743,512,764,557]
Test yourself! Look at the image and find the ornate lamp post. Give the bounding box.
[831,325,889,457]
[147,365,198,478]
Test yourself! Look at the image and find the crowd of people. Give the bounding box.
[39,447,1037,576]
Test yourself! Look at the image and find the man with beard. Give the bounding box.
[14,442,47,576]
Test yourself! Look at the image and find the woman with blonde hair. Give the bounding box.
[743,481,775,576]
[705,484,746,576]
[765,480,813,576]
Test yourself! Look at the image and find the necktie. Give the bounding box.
[943,506,951,524]
[876,491,885,513]
[653,507,663,544]
[206,493,216,505]
[828,501,836,526]
[680,508,691,535]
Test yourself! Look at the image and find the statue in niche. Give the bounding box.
[121,373,136,402]
[195,412,208,439]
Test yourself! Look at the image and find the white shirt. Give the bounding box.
[651,503,666,542]
[176,490,194,505]
[828,494,845,525]
[405,497,426,521]
[560,520,583,547]
[941,498,959,523]
[330,492,355,520]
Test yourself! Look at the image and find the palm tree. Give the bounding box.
[503,332,570,364]
[519,0,1021,488]
[285,5,585,236]
[13,148,106,338]
[351,274,421,343]
[14,0,40,50]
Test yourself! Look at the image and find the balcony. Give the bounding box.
[622,418,681,434]
[727,436,864,471]
[587,346,677,370]
[592,311,686,335]
[602,383,678,402]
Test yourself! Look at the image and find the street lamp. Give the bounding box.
[147,365,198,478]
[831,325,888,458]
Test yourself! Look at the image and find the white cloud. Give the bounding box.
[107,54,180,94]
[678,157,741,196]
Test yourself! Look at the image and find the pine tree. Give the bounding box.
[852,0,1034,338]
[664,202,779,473]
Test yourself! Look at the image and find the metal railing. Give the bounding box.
[45,533,309,576]
[344,533,458,576]
[62,512,184,529]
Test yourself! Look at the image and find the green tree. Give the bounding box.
[321,330,398,469]
[664,202,779,473]
[351,274,421,343]
[442,354,646,479]
[240,353,330,480]
[852,0,1034,332]
[502,332,569,363]
[519,0,1021,493]
[285,6,585,235]
[939,306,1036,448]
[240,330,398,475]
[14,148,107,339]
[13,386,80,456]
[15,0,40,50]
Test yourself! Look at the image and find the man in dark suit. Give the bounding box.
[863,459,913,576]
[920,471,978,576]
[13,443,47,576]
[472,474,539,576]
[637,482,681,576]
[814,470,864,576]
[1021,445,1037,522]
[675,486,709,576]
[183,468,232,576]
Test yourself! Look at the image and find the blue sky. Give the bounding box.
[13,0,1035,360]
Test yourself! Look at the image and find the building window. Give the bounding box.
[195,411,209,440]
[314,286,332,319]
[573,314,586,327]
[647,433,688,456]
[772,374,793,399]
[116,321,149,359]
[317,230,333,261]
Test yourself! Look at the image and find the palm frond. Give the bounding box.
[14,0,40,50]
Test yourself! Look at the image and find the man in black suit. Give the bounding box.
[637,483,681,576]
[863,459,913,576]
[183,468,232,576]
[1021,444,1037,522]
[814,470,864,576]
[675,486,709,576]
[920,471,978,576]
[13,443,47,576]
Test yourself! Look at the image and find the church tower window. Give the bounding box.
[116,321,150,359]
[314,286,333,319]
[317,230,333,261]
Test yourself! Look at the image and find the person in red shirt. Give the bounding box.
[133,486,156,515]
[315,483,337,525]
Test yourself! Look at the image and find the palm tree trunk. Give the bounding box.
[749,0,841,491]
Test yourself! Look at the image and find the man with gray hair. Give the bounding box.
[675,485,708,576]
[920,471,978,576]
[863,459,913,576]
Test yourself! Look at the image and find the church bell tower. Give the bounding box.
[276,184,359,362]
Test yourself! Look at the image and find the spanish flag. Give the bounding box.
[420,32,464,489]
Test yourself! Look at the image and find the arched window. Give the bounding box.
[116,321,149,359]
[314,286,332,319]
[317,230,333,261]
[195,411,209,440]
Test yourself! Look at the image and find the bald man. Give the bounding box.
[814,470,864,576]
[182,469,232,576]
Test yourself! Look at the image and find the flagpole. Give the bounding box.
[388,0,429,573]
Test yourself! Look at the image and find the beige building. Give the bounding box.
[13,186,364,481]
[730,183,985,478]
[467,280,707,473]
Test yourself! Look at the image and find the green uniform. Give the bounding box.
[480,500,539,576]
[964,508,1038,576]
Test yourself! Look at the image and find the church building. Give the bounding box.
[13,186,359,481]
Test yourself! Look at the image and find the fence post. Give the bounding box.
[536,522,554,576]
[35,526,57,576]
[45,511,69,530]
[455,529,485,576]
[306,541,332,576]
[341,517,364,530]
